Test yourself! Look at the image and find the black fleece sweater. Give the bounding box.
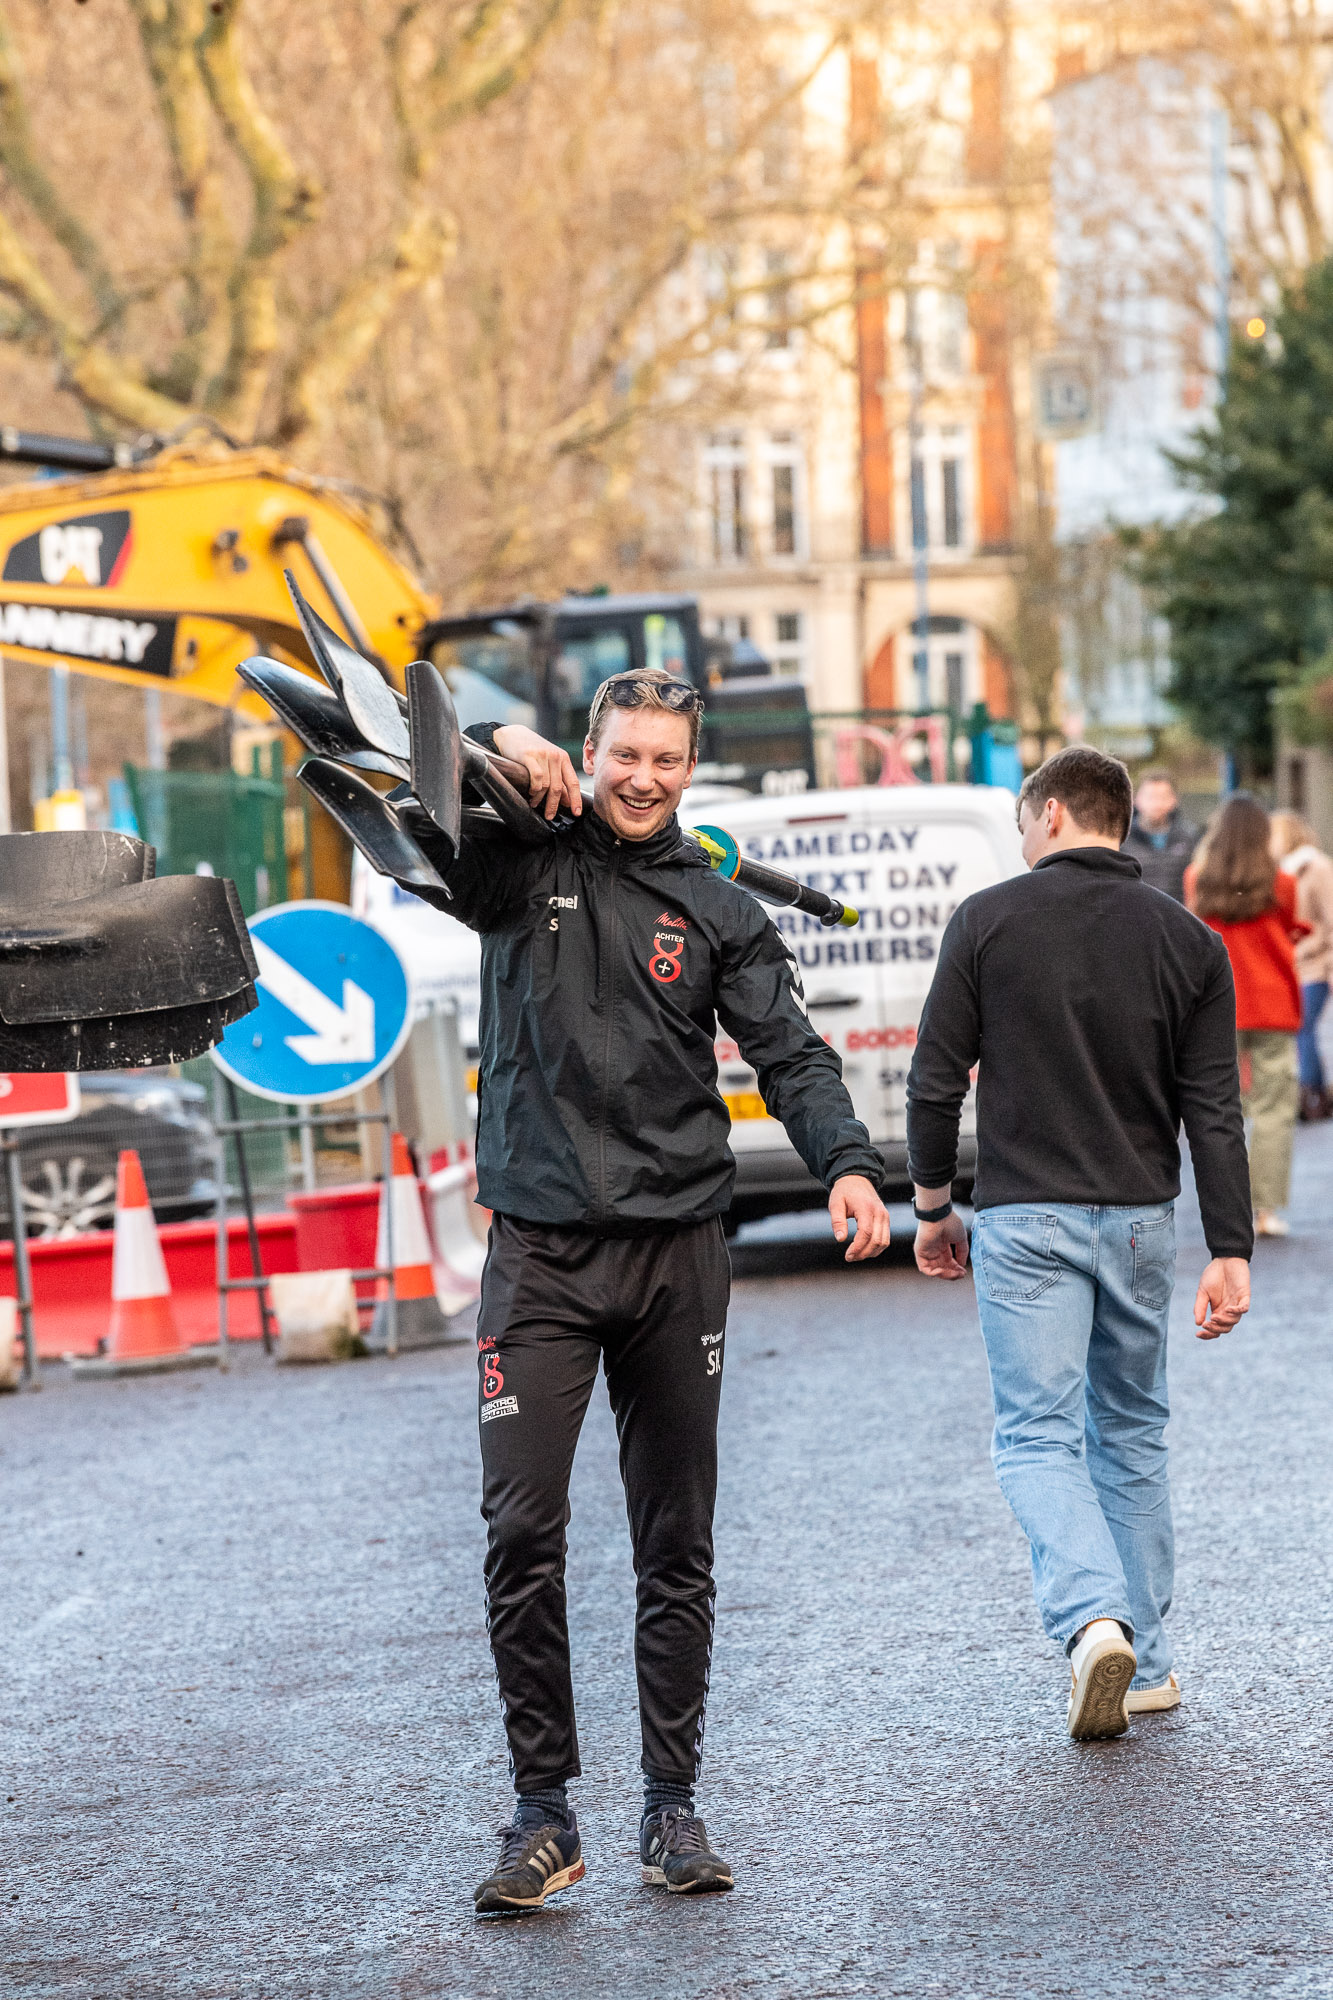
[905,846,1254,1259]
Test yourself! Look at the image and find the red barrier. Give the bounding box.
[289,1183,380,1300]
[0,1213,298,1359]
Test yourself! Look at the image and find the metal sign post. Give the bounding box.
[0,1072,81,1388]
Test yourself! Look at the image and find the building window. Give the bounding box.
[774,610,803,678]
[766,435,803,558]
[705,434,747,562]
[936,291,967,375]
[910,456,928,548]
[772,465,796,553]
[942,458,961,546]
[904,424,971,556]
[898,615,977,713]
[764,250,793,349]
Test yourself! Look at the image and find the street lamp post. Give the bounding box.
[907,289,931,713]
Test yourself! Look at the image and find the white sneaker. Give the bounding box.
[1067,1619,1137,1739]
[1126,1672,1181,1714]
[1254,1211,1290,1237]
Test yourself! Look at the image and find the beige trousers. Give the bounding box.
[1237,1029,1299,1212]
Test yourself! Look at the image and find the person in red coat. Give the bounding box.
[1186,794,1310,1237]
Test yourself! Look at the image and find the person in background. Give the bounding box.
[1123,769,1200,904]
[1270,811,1333,1122]
[1187,796,1309,1238]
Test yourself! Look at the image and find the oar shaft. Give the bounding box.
[733,855,852,928]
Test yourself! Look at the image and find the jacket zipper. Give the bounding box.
[596,839,622,1225]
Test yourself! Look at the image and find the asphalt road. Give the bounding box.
[3,1134,1332,1999]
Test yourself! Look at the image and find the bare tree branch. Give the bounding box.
[197,0,321,435]
[0,2,123,321]
[125,0,235,404]
[276,204,455,443]
[0,204,189,431]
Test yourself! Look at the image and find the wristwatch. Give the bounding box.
[912,1199,954,1223]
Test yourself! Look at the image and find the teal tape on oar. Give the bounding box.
[691,823,741,879]
[688,823,859,928]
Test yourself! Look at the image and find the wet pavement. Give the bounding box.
[3,1132,1332,1999]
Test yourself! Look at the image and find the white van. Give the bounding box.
[679,784,1024,1223]
[357,783,1023,1221]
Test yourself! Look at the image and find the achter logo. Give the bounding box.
[4,510,132,589]
[649,912,688,985]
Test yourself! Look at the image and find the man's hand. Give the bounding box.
[914,1211,970,1279]
[492,723,583,821]
[829,1175,891,1262]
[911,1184,969,1279]
[1194,1257,1250,1339]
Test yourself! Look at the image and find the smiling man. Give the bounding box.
[414,667,889,1915]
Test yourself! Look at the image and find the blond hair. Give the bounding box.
[587,668,702,757]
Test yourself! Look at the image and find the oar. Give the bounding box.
[406,658,462,851]
[296,758,449,896]
[284,569,410,763]
[688,824,859,928]
[406,655,554,847]
[238,655,409,781]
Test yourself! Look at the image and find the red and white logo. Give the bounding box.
[649,925,685,984]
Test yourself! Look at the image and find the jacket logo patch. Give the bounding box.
[649,922,686,984]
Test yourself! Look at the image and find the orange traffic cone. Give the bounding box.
[69,1151,216,1377]
[372,1134,461,1350]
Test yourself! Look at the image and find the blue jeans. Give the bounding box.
[1298,980,1329,1092]
[971,1203,1176,1690]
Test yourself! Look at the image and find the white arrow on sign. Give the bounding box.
[252,937,376,1067]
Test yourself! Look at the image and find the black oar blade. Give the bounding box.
[407,659,463,850]
[297,758,449,897]
[282,568,411,762]
[239,655,409,781]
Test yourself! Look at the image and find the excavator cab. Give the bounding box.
[421,593,815,796]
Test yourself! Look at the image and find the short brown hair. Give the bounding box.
[1017,746,1133,841]
[587,668,702,758]
[1136,767,1177,791]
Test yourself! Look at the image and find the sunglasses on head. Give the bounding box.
[599,675,704,715]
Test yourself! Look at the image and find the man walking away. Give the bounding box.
[1123,768,1199,904]
[906,747,1252,1740]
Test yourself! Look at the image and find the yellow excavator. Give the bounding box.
[0,425,816,892]
[0,428,437,707]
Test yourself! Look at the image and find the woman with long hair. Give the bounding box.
[1186,794,1309,1236]
[1270,810,1333,1119]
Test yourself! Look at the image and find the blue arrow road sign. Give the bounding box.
[212,900,412,1104]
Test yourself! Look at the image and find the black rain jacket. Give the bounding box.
[415,803,884,1230]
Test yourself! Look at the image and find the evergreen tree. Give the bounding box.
[1135,257,1333,776]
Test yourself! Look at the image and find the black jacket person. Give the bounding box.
[412,670,889,1910]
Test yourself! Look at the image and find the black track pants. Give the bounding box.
[476,1213,730,1792]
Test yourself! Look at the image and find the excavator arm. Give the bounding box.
[0,435,438,711]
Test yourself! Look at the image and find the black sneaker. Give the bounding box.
[640,1810,734,1894]
[474,1815,585,1914]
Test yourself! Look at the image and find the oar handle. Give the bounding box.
[689,825,859,929]
[482,750,537,792]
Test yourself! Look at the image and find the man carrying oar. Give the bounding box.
[420,666,890,1914]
